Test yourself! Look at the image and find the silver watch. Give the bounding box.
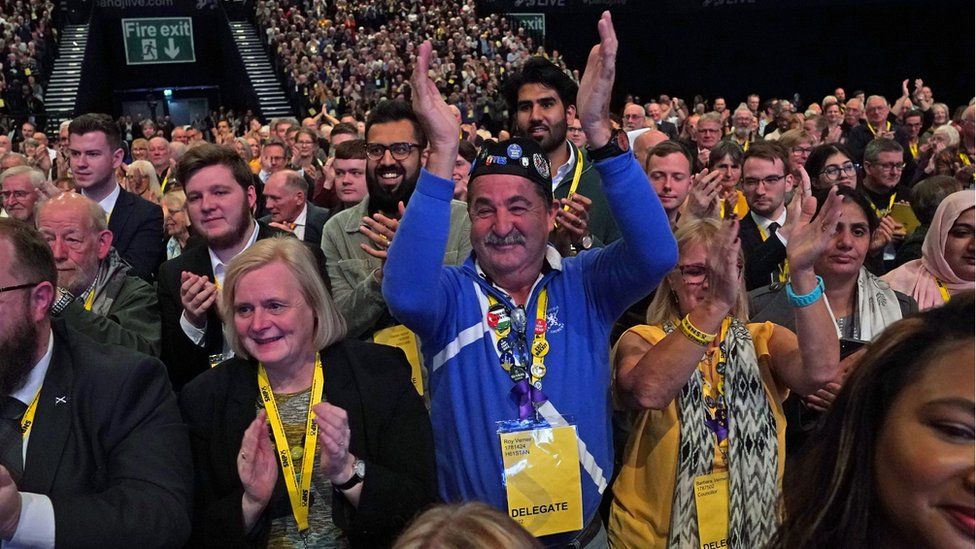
[50,288,75,316]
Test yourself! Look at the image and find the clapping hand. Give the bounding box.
[686,168,724,219]
[180,271,218,328]
[238,410,277,528]
[312,402,354,484]
[705,218,742,313]
[786,185,844,274]
[576,11,617,149]
[360,201,405,281]
[553,193,592,255]
[410,40,458,179]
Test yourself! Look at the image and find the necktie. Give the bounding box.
[0,396,27,482]
[767,222,780,238]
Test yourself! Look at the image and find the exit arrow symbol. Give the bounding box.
[164,38,180,59]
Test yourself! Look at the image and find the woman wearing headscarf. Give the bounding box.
[883,190,975,310]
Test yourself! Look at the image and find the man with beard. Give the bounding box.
[0,218,192,547]
[724,106,758,151]
[503,56,620,248]
[37,193,161,356]
[157,144,328,389]
[0,166,47,225]
[68,114,164,282]
[846,95,898,164]
[320,100,471,339]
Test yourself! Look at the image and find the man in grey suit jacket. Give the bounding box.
[259,169,330,245]
[0,218,191,547]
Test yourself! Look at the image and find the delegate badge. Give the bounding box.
[694,471,730,548]
[498,421,583,537]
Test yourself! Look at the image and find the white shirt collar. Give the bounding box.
[292,203,309,240]
[551,141,577,192]
[85,182,121,218]
[207,220,260,287]
[12,331,53,405]
[750,208,787,231]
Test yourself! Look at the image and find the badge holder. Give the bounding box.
[496,416,583,538]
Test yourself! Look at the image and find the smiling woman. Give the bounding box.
[770,292,975,549]
[179,236,436,547]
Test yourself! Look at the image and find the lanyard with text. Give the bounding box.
[757,223,789,284]
[20,391,40,439]
[867,121,891,137]
[694,318,732,549]
[869,192,897,219]
[258,355,324,534]
[486,288,549,420]
[935,278,951,303]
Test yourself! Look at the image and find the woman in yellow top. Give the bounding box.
[608,188,843,549]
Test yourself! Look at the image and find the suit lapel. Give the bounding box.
[21,323,74,494]
[107,188,133,238]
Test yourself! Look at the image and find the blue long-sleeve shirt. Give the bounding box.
[383,151,677,536]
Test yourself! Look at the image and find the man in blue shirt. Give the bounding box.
[384,12,676,547]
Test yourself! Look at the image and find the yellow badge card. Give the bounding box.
[694,471,729,549]
[499,425,583,537]
[373,324,425,396]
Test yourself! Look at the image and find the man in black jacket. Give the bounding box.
[68,113,164,282]
[739,141,797,291]
[0,218,192,547]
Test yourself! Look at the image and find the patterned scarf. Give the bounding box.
[665,318,779,548]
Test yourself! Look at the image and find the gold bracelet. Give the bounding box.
[679,314,717,346]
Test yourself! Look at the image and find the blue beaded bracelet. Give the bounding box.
[786,275,825,308]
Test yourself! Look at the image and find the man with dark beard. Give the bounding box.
[504,56,620,248]
[0,218,192,547]
[157,144,328,389]
[321,100,471,339]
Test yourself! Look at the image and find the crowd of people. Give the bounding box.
[0,0,56,134]
[0,8,974,549]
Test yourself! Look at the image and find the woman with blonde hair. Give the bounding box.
[180,236,436,547]
[125,159,162,203]
[609,189,842,548]
[161,190,192,259]
[393,502,542,549]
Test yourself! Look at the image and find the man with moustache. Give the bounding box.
[0,167,47,225]
[37,193,161,356]
[503,56,620,248]
[157,144,327,389]
[0,218,192,547]
[320,100,471,339]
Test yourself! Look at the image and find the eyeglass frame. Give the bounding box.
[0,281,40,295]
[866,160,906,172]
[365,142,422,161]
[820,161,858,181]
[742,174,788,187]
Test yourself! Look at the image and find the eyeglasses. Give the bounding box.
[742,174,787,187]
[0,189,32,200]
[676,265,709,285]
[791,146,813,155]
[0,281,39,295]
[365,142,421,161]
[820,162,857,181]
[868,161,905,172]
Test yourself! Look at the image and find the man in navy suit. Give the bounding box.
[0,218,191,547]
[258,169,330,245]
[68,114,164,282]
[739,141,797,291]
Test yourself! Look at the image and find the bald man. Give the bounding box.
[37,192,161,355]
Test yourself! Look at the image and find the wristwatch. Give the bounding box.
[571,233,593,255]
[50,288,75,316]
[585,128,630,162]
[334,459,365,491]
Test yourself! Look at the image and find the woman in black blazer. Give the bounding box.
[180,236,437,548]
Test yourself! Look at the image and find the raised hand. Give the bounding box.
[410,40,458,179]
[686,168,724,219]
[360,201,405,281]
[576,11,617,149]
[312,402,353,484]
[180,271,217,328]
[238,409,277,529]
[705,218,742,313]
[787,185,844,273]
[869,215,898,254]
[553,193,592,255]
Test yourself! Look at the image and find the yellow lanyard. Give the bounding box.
[867,121,891,137]
[83,289,96,311]
[160,173,170,194]
[959,152,973,167]
[20,391,40,439]
[258,355,324,533]
[486,288,550,385]
[757,221,789,283]
[561,145,585,208]
[699,318,731,466]
[935,278,951,303]
[869,193,897,219]
[909,142,919,159]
